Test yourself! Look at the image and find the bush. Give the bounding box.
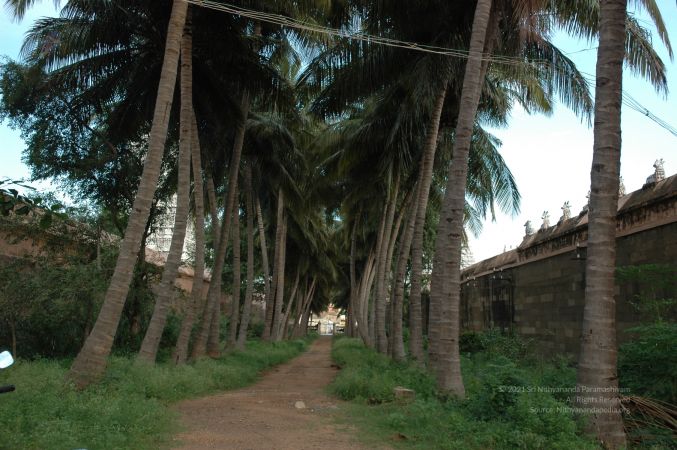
[0,337,312,449]
[330,338,436,403]
[459,329,533,361]
[619,322,677,403]
[330,335,596,450]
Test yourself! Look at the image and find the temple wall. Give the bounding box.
[460,174,677,356]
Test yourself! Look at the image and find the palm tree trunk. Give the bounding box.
[287,277,305,338]
[173,106,205,365]
[299,301,312,336]
[67,0,188,388]
[258,195,275,341]
[369,213,387,347]
[137,13,194,363]
[272,212,288,342]
[376,176,400,354]
[192,91,250,359]
[293,278,316,337]
[385,187,412,357]
[429,0,492,398]
[410,85,448,363]
[227,187,241,348]
[263,192,285,341]
[205,172,220,253]
[575,1,628,447]
[349,214,360,338]
[279,268,300,339]
[390,184,419,362]
[357,249,376,346]
[236,164,255,350]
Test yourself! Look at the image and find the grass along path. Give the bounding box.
[172,336,379,450]
[329,336,599,450]
[0,338,312,450]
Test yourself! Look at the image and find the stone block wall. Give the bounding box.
[460,174,677,357]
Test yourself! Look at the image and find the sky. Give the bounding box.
[0,2,676,263]
[466,2,677,263]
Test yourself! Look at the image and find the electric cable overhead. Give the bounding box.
[187,0,677,138]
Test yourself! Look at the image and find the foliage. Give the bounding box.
[616,264,677,323]
[0,244,164,359]
[618,322,677,404]
[459,329,533,361]
[0,257,108,358]
[0,338,312,450]
[331,336,597,449]
[0,178,63,228]
[331,338,437,403]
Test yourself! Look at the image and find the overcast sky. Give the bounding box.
[1,2,676,264]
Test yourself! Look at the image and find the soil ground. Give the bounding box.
[171,337,382,449]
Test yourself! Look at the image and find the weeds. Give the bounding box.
[330,336,597,449]
[0,338,311,450]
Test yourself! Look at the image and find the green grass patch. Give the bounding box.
[330,335,597,450]
[0,337,312,450]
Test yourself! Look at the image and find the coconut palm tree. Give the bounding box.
[68,0,188,387]
[572,0,672,446]
[172,108,207,365]
[235,163,255,349]
[574,1,628,445]
[226,187,242,348]
[137,11,194,364]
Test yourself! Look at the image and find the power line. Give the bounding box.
[186,0,530,67]
[187,0,677,138]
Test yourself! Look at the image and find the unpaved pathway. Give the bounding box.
[171,337,379,449]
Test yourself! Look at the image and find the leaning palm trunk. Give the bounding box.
[369,213,386,347]
[192,91,250,359]
[386,187,413,356]
[278,268,300,340]
[375,179,399,353]
[348,214,360,338]
[409,85,448,363]
[173,107,206,365]
[236,165,256,350]
[575,1,628,447]
[258,195,275,341]
[286,278,304,338]
[272,215,288,342]
[205,173,221,253]
[227,187,241,348]
[68,0,188,388]
[265,189,285,341]
[429,0,492,397]
[137,15,194,364]
[293,279,316,337]
[390,184,419,362]
[357,249,376,346]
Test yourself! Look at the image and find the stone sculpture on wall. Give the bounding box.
[646,158,665,185]
[540,211,550,230]
[524,220,534,236]
[559,201,571,222]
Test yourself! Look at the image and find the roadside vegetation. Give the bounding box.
[0,0,674,448]
[330,329,675,450]
[0,337,313,450]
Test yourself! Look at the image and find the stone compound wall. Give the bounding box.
[460,174,677,357]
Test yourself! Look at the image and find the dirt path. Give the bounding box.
[171,337,378,449]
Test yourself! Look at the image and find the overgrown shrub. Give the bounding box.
[459,328,533,361]
[0,337,312,449]
[330,338,437,403]
[331,335,596,449]
[619,322,677,403]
